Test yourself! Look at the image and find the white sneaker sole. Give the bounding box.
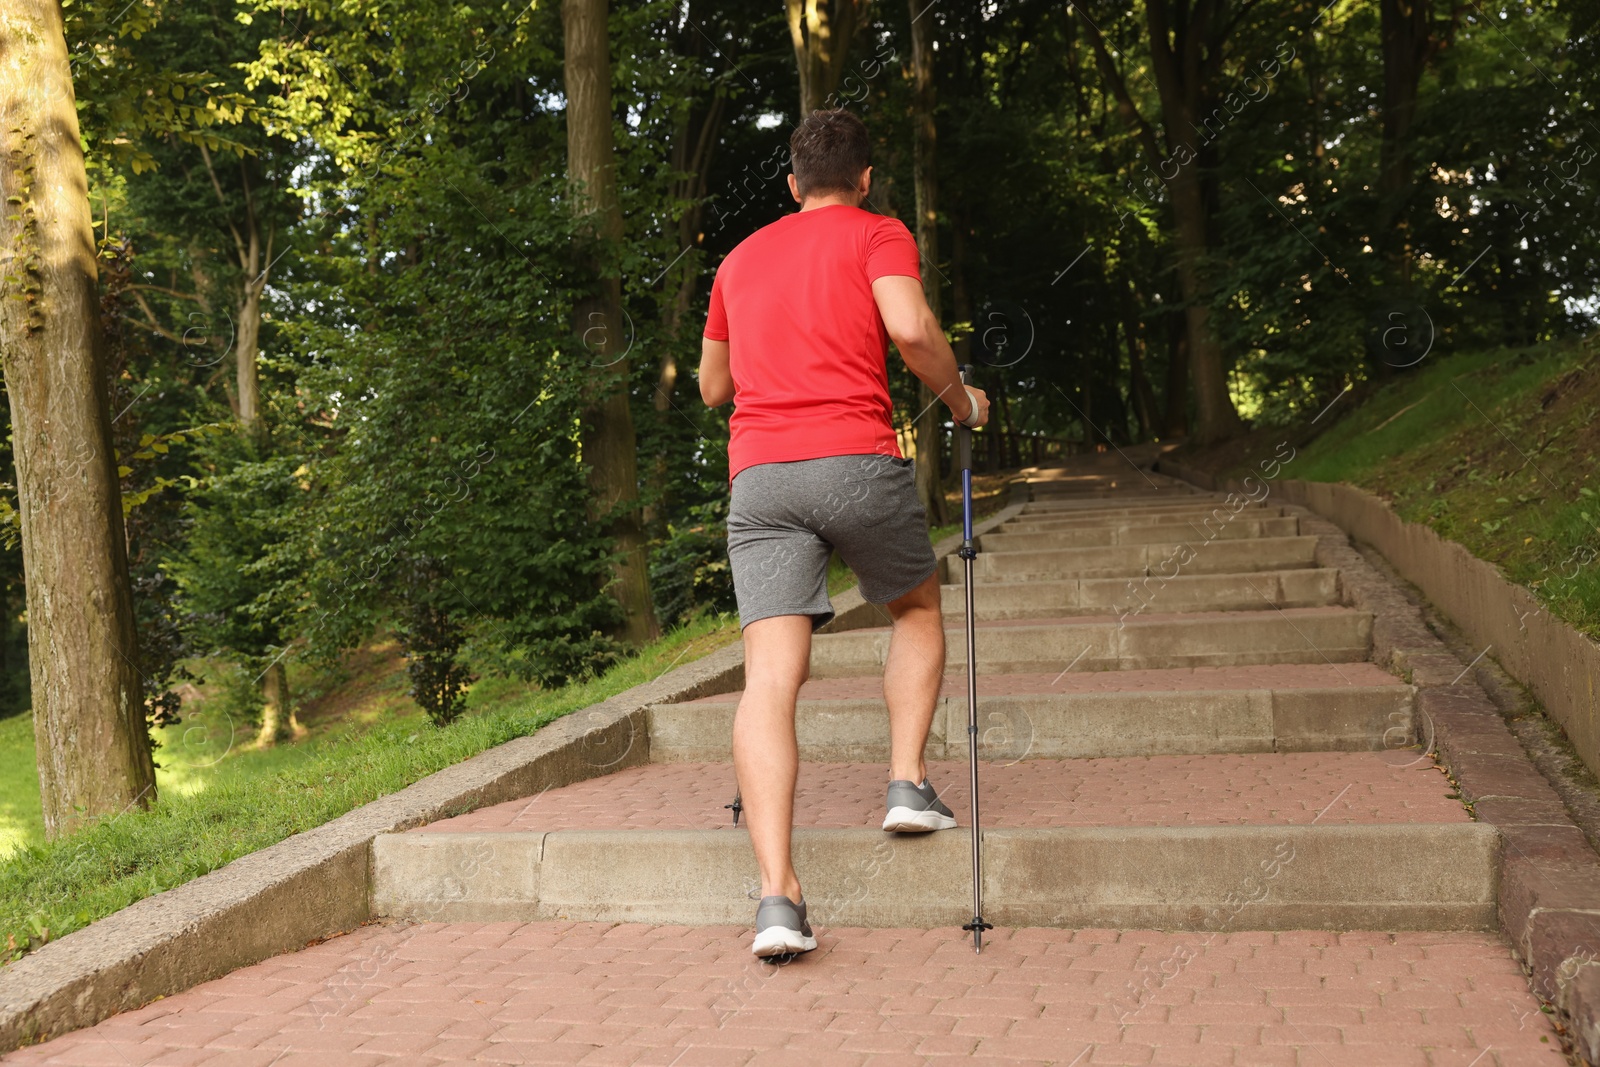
[882,806,958,833]
[751,926,818,957]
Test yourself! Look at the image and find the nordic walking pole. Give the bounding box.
[957,365,993,953]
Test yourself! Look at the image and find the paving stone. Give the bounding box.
[0,924,1564,1066]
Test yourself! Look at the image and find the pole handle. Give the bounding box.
[956,364,977,550]
[957,364,974,475]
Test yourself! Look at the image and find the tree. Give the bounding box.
[1075,0,1248,444]
[1378,0,1466,287]
[564,0,660,646]
[787,0,865,115]
[66,0,265,421]
[643,0,738,538]
[169,440,308,747]
[907,0,947,523]
[0,0,155,835]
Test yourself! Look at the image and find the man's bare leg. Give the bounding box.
[732,614,812,903]
[883,570,945,784]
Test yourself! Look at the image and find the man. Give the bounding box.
[699,108,989,958]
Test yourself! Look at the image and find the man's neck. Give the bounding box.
[799,194,863,212]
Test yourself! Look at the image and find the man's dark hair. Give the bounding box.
[789,109,871,198]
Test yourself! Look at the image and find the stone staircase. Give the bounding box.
[373,463,1497,941]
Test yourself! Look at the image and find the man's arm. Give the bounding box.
[699,336,733,406]
[871,275,989,427]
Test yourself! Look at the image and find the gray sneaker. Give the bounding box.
[883,779,958,832]
[752,895,817,958]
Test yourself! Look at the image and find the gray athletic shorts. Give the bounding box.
[727,453,937,631]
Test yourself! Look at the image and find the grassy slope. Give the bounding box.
[0,614,737,962]
[0,715,41,860]
[1223,339,1600,638]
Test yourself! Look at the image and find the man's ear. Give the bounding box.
[788,173,802,203]
[859,166,873,199]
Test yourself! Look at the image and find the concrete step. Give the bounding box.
[810,608,1371,677]
[1026,489,1201,507]
[980,516,1300,552]
[948,535,1320,582]
[1002,506,1286,532]
[1015,500,1264,521]
[939,567,1340,619]
[649,663,1413,761]
[376,754,1493,930]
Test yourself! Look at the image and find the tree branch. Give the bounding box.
[1220,0,1264,44]
[197,140,250,270]
[127,283,207,303]
[127,290,186,343]
[1143,0,1187,125]
[1073,6,1168,167]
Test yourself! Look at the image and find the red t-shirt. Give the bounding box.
[703,205,921,480]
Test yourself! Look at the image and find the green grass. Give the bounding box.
[0,715,42,860]
[1271,338,1600,638]
[0,612,737,963]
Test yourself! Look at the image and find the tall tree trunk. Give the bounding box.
[1123,292,1157,440]
[255,659,300,747]
[1144,3,1241,444]
[1378,0,1431,288]
[236,274,263,429]
[1166,170,1239,442]
[996,382,1019,468]
[1378,1,1466,286]
[0,0,155,837]
[199,143,270,433]
[1079,373,1093,448]
[1163,308,1189,437]
[1078,1,1244,444]
[948,211,972,368]
[563,0,659,646]
[646,25,726,539]
[907,0,947,525]
[786,0,862,115]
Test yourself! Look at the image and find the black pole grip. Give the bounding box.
[957,364,974,473]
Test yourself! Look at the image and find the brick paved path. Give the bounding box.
[1,921,1566,1066]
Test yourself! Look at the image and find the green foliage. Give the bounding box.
[202,659,268,729]
[650,501,737,629]
[1207,1,1599,424]
[288,152,624,687]
[167,436,311,674]
[66,0,261,176]
[395,557,476,726]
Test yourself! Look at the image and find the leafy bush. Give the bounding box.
[395,556,475,726]
[651,501,737,629]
